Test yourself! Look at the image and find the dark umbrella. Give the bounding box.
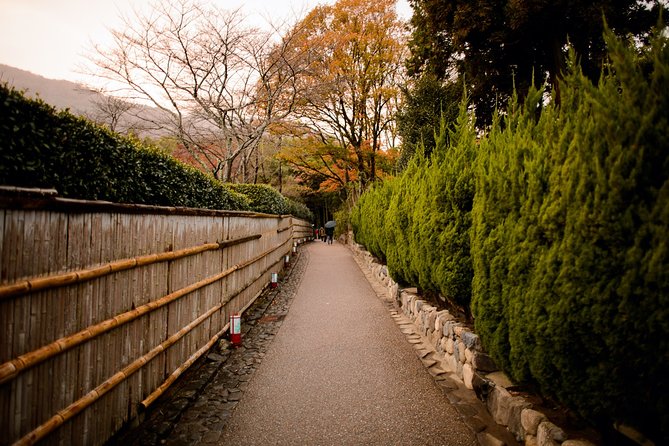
[324,220,336,229]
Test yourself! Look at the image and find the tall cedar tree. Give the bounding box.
[406,0,663,124]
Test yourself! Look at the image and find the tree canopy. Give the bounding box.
[406,0,664,124]
[278,0,407,195]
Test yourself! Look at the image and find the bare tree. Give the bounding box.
[86,0,307,182]
[83,88,136,133]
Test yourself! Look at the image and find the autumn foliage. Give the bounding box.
[277,0,406,195]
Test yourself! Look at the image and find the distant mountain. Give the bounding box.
[0,64,169,138]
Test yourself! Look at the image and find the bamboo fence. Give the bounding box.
[0,191,312,446]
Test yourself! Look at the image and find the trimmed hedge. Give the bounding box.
[353,28,669,441]
[228,183,313,220]
[0,84,249,210]
[0,84,313,220]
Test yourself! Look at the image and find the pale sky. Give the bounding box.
[0,0,411,85]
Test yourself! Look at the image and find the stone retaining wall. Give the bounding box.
[349,241,596,446]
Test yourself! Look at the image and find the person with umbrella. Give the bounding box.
[324,220,335,245]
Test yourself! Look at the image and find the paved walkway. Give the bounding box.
[110,241,480,446]
[219,241,475,445]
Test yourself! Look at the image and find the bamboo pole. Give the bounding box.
[0,234,260,300]
[140,325,227,409]
[12,300,225,446]
[139,259,282,410]
[0,236,270,385]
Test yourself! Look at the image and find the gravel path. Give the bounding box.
[217,241,477,446]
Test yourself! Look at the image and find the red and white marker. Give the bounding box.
[230,313,241,347]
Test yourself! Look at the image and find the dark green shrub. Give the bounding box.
[286,197,314,221]
[471,29,669,441]
[420,103,477,310]
[352,179,395,261]
[0,83,249,211]
[227,183,289,214]
[383,154,423,286]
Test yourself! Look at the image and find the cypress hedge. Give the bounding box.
[353,27,669,441]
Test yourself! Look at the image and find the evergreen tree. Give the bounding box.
[406,0,664,124]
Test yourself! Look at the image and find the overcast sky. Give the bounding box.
[0,0,412,84]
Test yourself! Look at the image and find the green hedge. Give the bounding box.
[472,31,668,440]
[227,183,313,221]
[0,84,249,210]
[353,28,669,441]
[0,84,314,220]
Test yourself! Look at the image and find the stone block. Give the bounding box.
[455,359,464,379]
[445,337,455,354]
[436,310,453,329]
[443,320,458,337]
[438,337,447,353]
[487,386,513,426]
[415,299,426,313]
[388,282,399,302]
[463,363,474,389]
[537,421,566,446]
[444,352,458,373]
[472,352,498,372]
[525,435,538,446]
[433,322,443,340]
[562,440,595,446]
[521,409,547,436]
[471,373,494,401]
[508,398,532,441]
[427,310,438,331]
[465,348,474,364]
[457,341,467,363]
[453,325,467,337]
[486,371,515,388]
[461,330,482,350]
[477,432,505,446]
[429,330,441,349]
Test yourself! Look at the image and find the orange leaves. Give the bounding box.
[277,0,407,190]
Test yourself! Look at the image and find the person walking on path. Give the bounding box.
[218,242,477,446]
[319,226,325,242]
[325,226,334,244]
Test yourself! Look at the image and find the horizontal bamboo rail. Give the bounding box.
[14,297,230,446]
[1,193,310,446]
[137,249,287,410]
[12,237,296,446]
[0,234,275,385]
[0,234,261,300]
[140,325,227,410]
